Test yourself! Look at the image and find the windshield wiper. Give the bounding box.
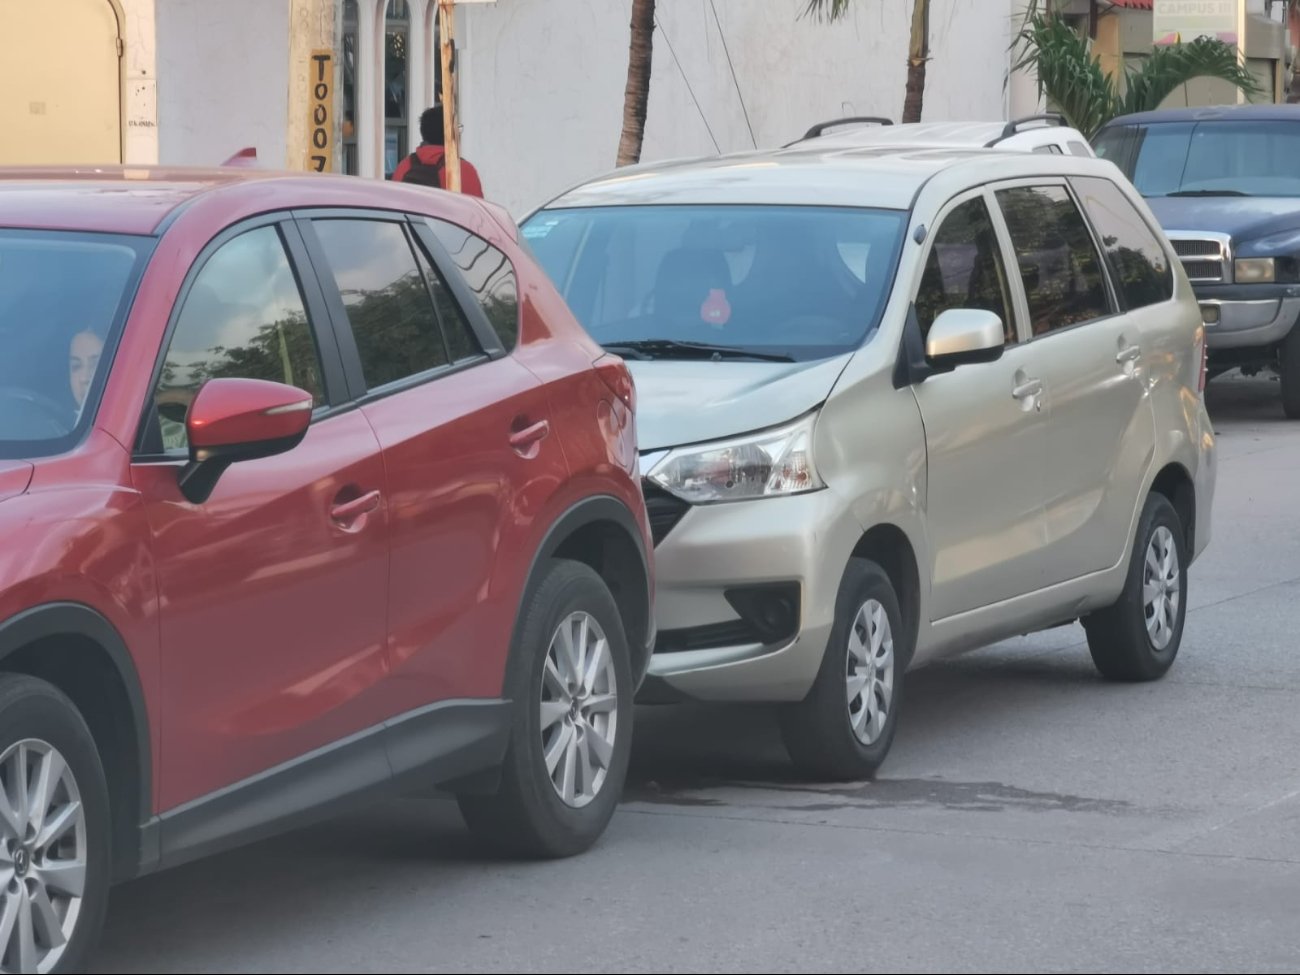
[603,339,795,363]
[1166,189,1252,197]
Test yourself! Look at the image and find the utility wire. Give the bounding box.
[708,0,758,149]
[655,12,721,153]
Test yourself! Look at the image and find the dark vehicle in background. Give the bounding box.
[1095,105,1300,416]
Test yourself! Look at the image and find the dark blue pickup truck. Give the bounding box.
[1095,105,1300,417]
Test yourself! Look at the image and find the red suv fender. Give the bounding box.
[0,602,156,881]
[507,495,654,692]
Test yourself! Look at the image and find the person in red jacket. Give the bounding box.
[391,106,485,197]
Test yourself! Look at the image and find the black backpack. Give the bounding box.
[400,150,445,188]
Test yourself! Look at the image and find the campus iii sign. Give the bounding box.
[1153,0,1239,46]
[307,49,335,173]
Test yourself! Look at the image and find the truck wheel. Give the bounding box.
[1280,328,1300,419]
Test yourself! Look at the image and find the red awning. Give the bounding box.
[1108,0,1153,9]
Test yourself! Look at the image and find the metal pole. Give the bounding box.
[438,0,462,192]
[1238,0,1249,104]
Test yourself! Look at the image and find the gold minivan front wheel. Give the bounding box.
[780,558,909,781]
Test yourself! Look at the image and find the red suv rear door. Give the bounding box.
[297,209,567,723]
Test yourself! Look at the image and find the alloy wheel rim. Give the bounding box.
[0,738,87,974]
[1144,525,1181,651]
[846,600,895,746]
[540,612,619,808]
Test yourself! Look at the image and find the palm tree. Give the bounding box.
[616,0,656,166]
[1011,12,1262,139]
[804,0,931,123]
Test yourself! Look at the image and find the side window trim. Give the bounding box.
[291,210,400,402]
[280,218,352,398]
[403,226,492,366]
[980,187,1033,345]
[132,213,348,459]
[987,176,1121,343]
[408,217,510,360]
[1059,179,1124,317]
[910,185,1026,346]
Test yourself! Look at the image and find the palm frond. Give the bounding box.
[1012,13,1266,138]
[801,0,853,23]
[1118,36,1263,116]
[1011,13,1115,138]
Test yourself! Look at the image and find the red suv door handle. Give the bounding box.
[509,419,550,450]
[330,489,381,524]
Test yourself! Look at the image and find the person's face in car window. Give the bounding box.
[70,330,104,410]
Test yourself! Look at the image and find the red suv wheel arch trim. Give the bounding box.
[506,495,655,693]
[0,602,155,880]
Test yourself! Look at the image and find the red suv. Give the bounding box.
[0,167,653,973]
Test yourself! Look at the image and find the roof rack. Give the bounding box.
[987,113,1066,145]
[801,116,894,140]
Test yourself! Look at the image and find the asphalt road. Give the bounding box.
[94,375,1300,974]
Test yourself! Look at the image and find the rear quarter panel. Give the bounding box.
[1121,183,1217,562]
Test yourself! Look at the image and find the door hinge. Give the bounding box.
[116,37,125,58]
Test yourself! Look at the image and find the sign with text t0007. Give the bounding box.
[1153,0,1239,47]
[307,49,335,173]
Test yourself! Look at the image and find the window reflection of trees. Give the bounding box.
[1072,177,1172,311]
[337,267,449,388]
[314,220,451,389]
[915,197,1015,344]
[159,310,323,411]
[157,228,325,414]
[996,186,1110,335]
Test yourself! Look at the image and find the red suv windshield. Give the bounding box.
[0,229,153,457]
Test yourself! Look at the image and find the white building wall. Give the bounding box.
[459,0,1022,217]
[121,0,160,164]
[145,0,1030,214]
[155,0,293,168]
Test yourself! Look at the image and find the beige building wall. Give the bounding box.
[0,0,157,166]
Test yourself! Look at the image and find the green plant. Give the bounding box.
[1011,12,1263,139]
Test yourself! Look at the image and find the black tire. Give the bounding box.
[780,558,909,781]
[1084,492,1188,682]
[458,559,634,859]
[1281,328,1300,419]
[0,674,111,974]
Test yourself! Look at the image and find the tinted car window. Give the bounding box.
[411,240,482,363]
[0,230,150,457]
[521,204,907,362]
[996,185,1113,336]
[429,219,520,349]
[154,225,324,453]
[313,219,450,390]
[915,196,1016,344]
[1095,119,1300,198]
[1071,176,1173,309]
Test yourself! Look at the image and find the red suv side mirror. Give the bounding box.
[178,378,313,503]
